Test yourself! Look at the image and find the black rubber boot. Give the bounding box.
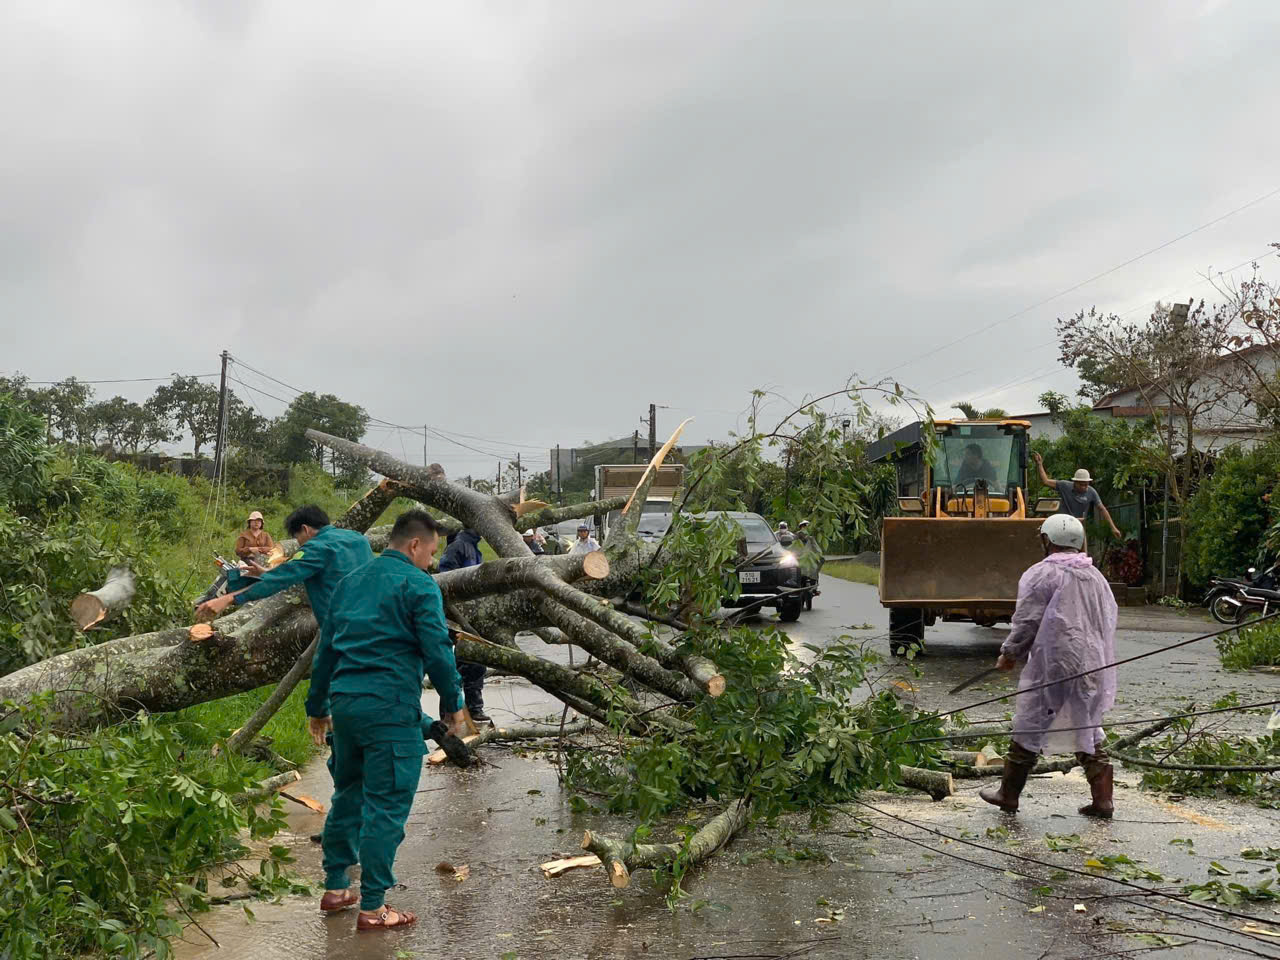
[1078,763,1115,819]
[979,757,1034,813]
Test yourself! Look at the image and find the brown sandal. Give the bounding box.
[319,890,358,912]
[357,905,418,931]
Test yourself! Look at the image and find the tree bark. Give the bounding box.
[70,567,136,630]
[580,798,750,889]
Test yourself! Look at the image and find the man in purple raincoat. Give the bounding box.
[980,514,1119,819]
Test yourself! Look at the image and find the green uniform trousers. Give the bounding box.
[322,694,426,910]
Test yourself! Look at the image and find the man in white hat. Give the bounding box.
[980,514,1118,819]
[1032,453,1121,539]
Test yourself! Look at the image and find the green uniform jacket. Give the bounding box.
[305,549,464,719]
[234,525,374,628]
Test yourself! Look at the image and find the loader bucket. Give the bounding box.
[879,517,1045,609]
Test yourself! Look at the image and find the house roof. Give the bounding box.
[1091,343,1274,409]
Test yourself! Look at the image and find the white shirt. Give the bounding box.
[570,536,600,555]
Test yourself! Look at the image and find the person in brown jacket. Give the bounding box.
[235,511,276,561]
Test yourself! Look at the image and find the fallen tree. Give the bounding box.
[2,379,943,898]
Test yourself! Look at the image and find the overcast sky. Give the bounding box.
[4,1,1280,475]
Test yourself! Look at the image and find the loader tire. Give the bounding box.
[889,608,925,657]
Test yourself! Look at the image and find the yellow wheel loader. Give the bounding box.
[867,419,1058,656]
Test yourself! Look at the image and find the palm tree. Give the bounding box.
[953,402,1008,420]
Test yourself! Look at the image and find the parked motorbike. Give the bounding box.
[1205,562,1280,624]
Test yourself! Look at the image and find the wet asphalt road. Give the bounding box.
[175,578,1280,960]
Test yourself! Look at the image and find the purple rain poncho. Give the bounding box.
[1000,551,1118,756]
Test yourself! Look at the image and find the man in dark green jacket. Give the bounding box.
[195,504,374,631]
[306,509,467,931]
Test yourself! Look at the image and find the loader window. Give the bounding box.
[931,426,1022,496]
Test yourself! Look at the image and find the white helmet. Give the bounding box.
[777,521,789,530]
[1040,514,1085,549]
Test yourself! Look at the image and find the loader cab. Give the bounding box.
[866,418,1044,655]
[928,420,1029,518]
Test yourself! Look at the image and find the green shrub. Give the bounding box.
[0,700,300,960]
[1216,621,1280,670]
[1184,441,1280,590]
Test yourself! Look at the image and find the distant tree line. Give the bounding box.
[0,373,371,486]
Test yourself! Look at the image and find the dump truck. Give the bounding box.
[592,463,685,542]
[867,419,1059,655]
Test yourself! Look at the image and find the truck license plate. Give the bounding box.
[739,571,761,584]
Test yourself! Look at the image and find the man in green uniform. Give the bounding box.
[195,504,374,625]
[306,509,468,931]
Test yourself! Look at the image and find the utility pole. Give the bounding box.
[632,430,639,464]
[1160,302,1189,597]
[423,425,428,467]
[516,452,523,492]
[555,444,562,504]
[648,402,657,460]
[213,349,229,480]
[497,461,503,493]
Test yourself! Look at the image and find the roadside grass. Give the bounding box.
[823,561,879,587]
[162,680,318,769]
[1215,621,1280,671]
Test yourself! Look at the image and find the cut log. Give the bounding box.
[70,567,135,630]
[898,765,954,800]
[541,855,601,879]
[940,746,1002,768]
[581,798,750,889]
[187,623,215,644]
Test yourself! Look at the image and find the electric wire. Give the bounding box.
[879,184,1280,381]
[873,611,1280,737]
[850,801,1280,950]
[903,698,1280,744]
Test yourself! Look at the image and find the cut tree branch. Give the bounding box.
[70,567,135,630]
[581,798,750,889]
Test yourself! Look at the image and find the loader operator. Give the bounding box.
[1032,452,1122,539]
[954,443,999,489]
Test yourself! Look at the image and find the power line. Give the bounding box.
[852,801,1280,940]
[873,611,1280,737]
[878,184,1280,381]
[228,353,556,459]
[903,697,1280,744]
[954,246,1280,407]
[16,374,218,385]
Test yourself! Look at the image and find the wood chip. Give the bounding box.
[188,623,214,643]
[540,855,601,879]
[280,792,326,813]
